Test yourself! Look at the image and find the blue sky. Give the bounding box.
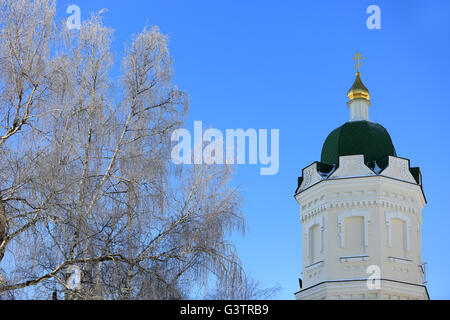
[57,0,450,299]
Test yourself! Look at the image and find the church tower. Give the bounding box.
[294,53,429,300]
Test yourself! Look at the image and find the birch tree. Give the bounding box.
[0,0,277,300]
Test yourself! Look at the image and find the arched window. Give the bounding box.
[305,216,324,265]
[338,211,370,252]
[385,212,411,259]
[391,218,406,257]
[345,216,365,255]
[309,224,321,264]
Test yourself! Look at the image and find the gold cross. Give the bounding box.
[353,52,363,73]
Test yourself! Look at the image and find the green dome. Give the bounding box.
[321,120,397,166]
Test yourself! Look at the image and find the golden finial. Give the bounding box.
[353,52,363,75]
[347,52,370,101]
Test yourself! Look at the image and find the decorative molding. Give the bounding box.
[300,204,328,222]
[388,256,412,264]
[329,155,375,179]
[299,163,323,192]
[300,198,419,223]
[381,156,416,184]
[337,210,370,248]
[340,255,369,262]
[305,261,324,272]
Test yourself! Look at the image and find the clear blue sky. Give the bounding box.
[58,0,450,299]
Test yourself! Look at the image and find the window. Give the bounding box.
[305,216,324,265]
[337,210,370,250]
[309,224,321,264]
[345,216,365,255]
[392,218,406,256]
[385,212,410,256]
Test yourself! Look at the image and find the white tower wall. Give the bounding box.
[294,155,428,300]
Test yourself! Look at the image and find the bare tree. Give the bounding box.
[0,0,278,300]
[0,0,58,294]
